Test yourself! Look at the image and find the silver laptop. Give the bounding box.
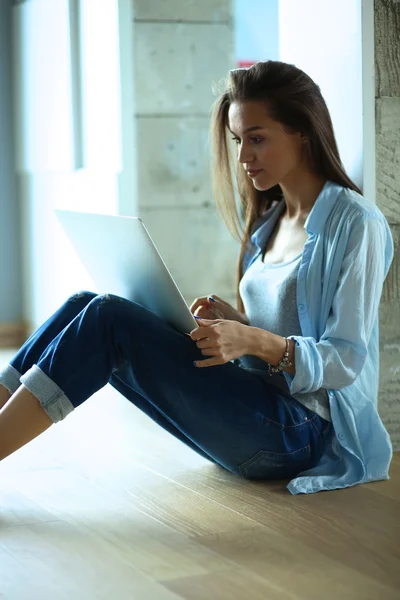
[54,209,199,334]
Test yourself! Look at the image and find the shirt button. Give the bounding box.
[338,432,344,440]
[298,304,304,310]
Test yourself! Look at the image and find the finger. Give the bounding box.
[192,295,223,312]
[193,356,226,368]
[195,338,214,349]
[189,301,203,314]
[189,327,212,341]
[199,348,219,356]
[195,318,216,326]
[193,306,212,319]
[208,294,227,306]
[190,319,219,340]
[189,318,221,340]
[189,297,209,313]
[198,307,222,320]
[212,308,225,320]
[191,303,206,315]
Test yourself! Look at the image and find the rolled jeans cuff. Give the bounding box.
[20,364,75,423]
[0,363,22,395]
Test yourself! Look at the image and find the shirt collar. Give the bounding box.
[250,180,343,251]
[304,180,343,235]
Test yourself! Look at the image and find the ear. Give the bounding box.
[300,132,308,144]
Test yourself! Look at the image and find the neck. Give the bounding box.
[279,169,327,222]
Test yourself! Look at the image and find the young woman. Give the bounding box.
[0,61,394,495]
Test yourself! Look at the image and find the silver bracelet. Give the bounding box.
[268,337,293,375]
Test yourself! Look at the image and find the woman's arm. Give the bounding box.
[243,215,392,389]
[282,215,390,394]
[245,328,296,376]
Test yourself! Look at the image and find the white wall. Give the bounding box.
[14,0,77,172]
[79,0,122,172]
[278,0,363,190]
[13,0,130,331]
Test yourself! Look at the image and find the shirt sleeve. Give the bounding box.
[283,215,391,394]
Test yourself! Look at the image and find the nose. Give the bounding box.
[237,142,254,165]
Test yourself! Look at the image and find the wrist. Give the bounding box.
[239,312,249,326]
[245,327,279,361]
[245,327,296,375]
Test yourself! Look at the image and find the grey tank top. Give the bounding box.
[238,252,331,423]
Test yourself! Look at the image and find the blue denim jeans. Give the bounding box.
[0,291,332,480]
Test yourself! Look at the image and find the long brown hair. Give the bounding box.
[210,61,362,313]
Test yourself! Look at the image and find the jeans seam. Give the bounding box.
[266,417,316,429]
[310,418,330,439]
[266,399,318,428]
[238,443,311,478]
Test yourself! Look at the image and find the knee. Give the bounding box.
[89,293,128,313]
[86,294,133,329]
[67,290,98,303]
[96,293,126,304]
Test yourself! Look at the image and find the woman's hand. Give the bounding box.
[190,294,249,325]
[190,318,249,368]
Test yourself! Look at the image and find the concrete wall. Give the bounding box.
[132,0,238,307]
[375,0,400,450]
[0,1,23,344]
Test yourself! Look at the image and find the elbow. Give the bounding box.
[322,353,367,389]
[326,370,358,390]
[285,336,367,394]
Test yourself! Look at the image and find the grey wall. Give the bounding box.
[0,0,23,323]
[132,0,239,306]
[375,0,400,451]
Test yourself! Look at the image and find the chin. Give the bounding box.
[253,178,280,192]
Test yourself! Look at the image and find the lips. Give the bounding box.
[247,169,263,177]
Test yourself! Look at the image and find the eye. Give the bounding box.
[250,137,263,144]
[231,136,240,144]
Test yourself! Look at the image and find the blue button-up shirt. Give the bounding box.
[244,180,394,495]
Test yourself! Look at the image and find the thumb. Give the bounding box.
[194,317,217,327]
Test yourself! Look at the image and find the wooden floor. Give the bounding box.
[1,350,399,600]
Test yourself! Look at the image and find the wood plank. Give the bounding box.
[3,456,257,539]
[192,527,399,600]
[0,482,61,529]
[363,450,400,500]
[1,520,183,600]
[163,568,296,600]
[13,388,398,591]
[1,466,244,584]
[1,369,399,599]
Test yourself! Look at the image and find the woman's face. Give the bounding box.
[228,100,305,191]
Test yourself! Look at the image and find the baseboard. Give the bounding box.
[0,322,28,348]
